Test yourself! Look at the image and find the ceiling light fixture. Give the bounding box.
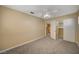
[43,9,51,19]
[44,13,51,19]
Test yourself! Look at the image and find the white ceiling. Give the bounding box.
[4,5,79,19]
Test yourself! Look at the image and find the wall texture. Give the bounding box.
[0,6,45,51]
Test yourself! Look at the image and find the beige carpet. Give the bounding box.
[2,36,79,54]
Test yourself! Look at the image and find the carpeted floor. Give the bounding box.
[2,36,79,54]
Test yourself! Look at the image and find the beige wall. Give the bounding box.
[0,6,2,50]
[77,12,79,43]
[0,6,45,50]
[78,23,79,43]
[50,20,56,39]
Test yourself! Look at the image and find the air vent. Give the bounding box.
[30,12,34,14]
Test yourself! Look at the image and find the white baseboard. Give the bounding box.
[0,36,44,53]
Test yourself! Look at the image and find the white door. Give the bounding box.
[63,18,75,42]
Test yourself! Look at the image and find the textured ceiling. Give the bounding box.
[4,5,79,19]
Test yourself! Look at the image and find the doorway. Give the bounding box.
[46,24,50,36]
[56,20,64,39]
[56,27,63,39]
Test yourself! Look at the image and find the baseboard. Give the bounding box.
[75,41,79,47]
[0,36,44,53]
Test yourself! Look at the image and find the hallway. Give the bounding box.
[2,36,79,54]
[0,5,79,54]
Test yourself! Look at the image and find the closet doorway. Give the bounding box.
[56,20,63,39]
[46,24,50,36]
